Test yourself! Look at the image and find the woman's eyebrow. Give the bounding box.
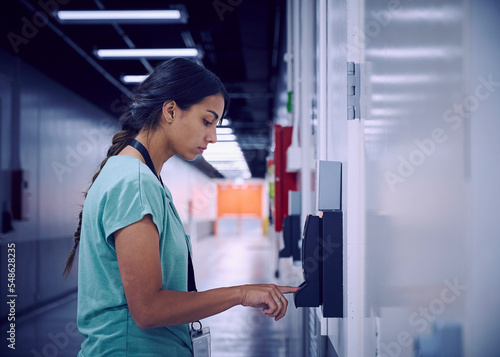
[207,110,219,120]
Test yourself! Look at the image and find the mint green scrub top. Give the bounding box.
[77,156,193,356]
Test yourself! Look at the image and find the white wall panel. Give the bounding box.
[362,0,468,356]
[316,0,500,356]
[0,51,120,314]
[467,0,500,355]
[162,155,218,223]
[324,0,366,356]
[35,75,117,240]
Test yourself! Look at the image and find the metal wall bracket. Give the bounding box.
[347,62,360,120]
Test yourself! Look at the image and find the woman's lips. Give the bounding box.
[198,147,206,154]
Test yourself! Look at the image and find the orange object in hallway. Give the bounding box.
[216,182,263,235]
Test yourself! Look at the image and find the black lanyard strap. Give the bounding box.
[129,138,163,184]
[128,138,197,292]
[187,251,197,292]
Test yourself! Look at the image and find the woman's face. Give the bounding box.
[167,94,225,161]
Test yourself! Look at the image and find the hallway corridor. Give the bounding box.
[1,221,290,357]
[193,221,289,357]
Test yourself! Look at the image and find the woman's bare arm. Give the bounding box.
[115,214,299,329]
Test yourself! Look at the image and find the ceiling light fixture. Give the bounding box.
[202,140,251,179]
[95,48,200,59]
[217,134,237,141]
[121,75,149,84]
[219,118,231,126]
[55,10,187,24]
[216,127,234,135]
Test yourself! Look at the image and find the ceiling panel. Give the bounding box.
[1,0,283,178]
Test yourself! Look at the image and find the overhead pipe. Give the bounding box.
[18,0,133,100]
[93,0,154,74]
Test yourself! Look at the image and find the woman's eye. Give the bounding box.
[203,119,212,126]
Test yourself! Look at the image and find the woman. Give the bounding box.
[63,58,298,356]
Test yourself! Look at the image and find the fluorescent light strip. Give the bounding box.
[370,74,437,85]
[204,148,243,155]
[205,155,244,160]
[219,118,231,126]
[365,47,462,59]
[216,127,233,135]
[212,162,249,170]
[121,75,149,84]
[217,134,237,141]
[201,134,251,179]
[384,6,462,22]
[95,48,199,59]
[208,141,239,148]
[371,93,427,103]
[56,10,185,24]
[370,108,410,117]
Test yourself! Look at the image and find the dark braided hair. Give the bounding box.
[63,58,229,277]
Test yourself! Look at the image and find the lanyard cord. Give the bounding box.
[128,138,163,184]
[128,138,197,292]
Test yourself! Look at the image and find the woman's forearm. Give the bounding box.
[114,215,297,330]
[140,286,243,328]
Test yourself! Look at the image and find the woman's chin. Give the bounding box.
[178,153,198,162]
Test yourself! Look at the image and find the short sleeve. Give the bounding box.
[101,165,165,247]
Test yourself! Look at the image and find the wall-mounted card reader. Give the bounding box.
[294,215,322,307]
[321,211,343,318]
[293,212,343,317]
[294,161,343,318]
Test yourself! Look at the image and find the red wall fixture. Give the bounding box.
[274,125,297,232]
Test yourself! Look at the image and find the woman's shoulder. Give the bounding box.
[95,155,163,193]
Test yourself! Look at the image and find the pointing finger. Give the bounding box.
[278,286,301,294]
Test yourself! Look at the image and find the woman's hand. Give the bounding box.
[239,284,300,321]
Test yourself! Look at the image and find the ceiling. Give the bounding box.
[1,0,285,178]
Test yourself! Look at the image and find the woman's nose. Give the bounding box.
[207,127,217,144]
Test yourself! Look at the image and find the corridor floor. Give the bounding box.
[193,226,288,357]
[2,221,290,357]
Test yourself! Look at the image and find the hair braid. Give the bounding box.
[63,128,138,277]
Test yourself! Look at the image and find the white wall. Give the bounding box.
[322,0,353,355]
[162,156,217,224]
[315,0,500,356]
[467,0,500,355]
[0,50,119,316]
[362,0,469,355]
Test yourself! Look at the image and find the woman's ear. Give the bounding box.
[162,101,176,123]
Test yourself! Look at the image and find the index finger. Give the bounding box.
[278,286,301,294]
